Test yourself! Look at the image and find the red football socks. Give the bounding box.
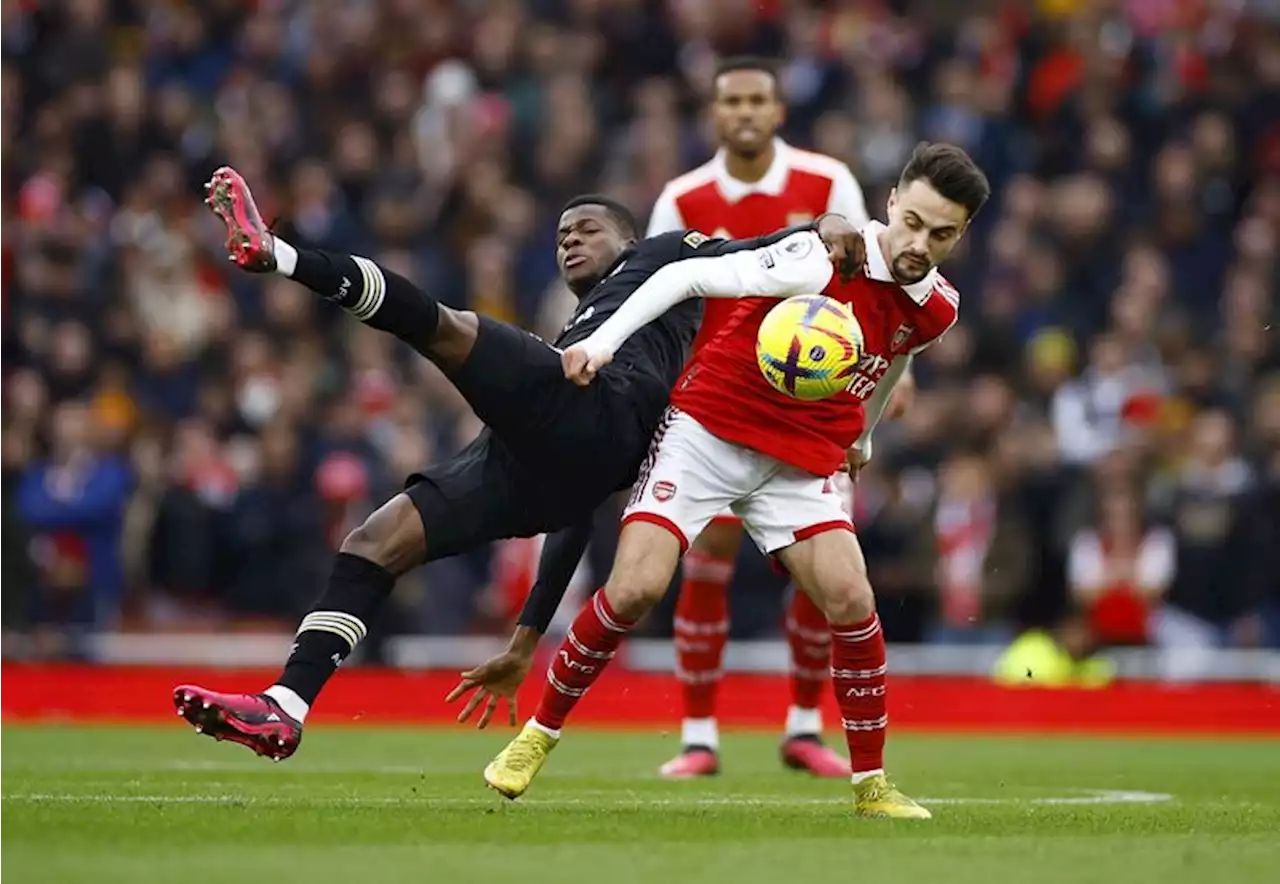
[673,550,733,719]
[534,590,635,731]
[830,613,887,773]
[786,589,830,713]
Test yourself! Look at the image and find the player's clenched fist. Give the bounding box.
[842,445,869,481]
[562,344,612,386]
[816,213,866,282]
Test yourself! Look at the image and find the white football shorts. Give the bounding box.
[623,408,853,555]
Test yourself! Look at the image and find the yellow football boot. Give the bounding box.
[853,773,933,819]
[483,722,559,799]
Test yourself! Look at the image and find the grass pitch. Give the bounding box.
[3,725,1278,883]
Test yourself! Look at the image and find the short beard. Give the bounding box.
[891,258,931,286]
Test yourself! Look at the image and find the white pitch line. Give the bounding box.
[0,790,1173,808]
[922,790,1173,805]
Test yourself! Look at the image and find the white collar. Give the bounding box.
[712,138,792,202]
[861,219,937,304]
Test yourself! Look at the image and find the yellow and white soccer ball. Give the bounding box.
[755,295,864,401]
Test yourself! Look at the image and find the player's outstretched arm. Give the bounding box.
[517,519,596,636]
[446,519,594,728]
[563,228,836,384]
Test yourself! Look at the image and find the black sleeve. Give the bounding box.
[633,223,819,272]
[516,519,594,634]
[679,222,820,260]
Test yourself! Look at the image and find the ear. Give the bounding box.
[886,186,898,217]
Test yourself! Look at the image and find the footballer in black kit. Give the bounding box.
[171,166,824,759]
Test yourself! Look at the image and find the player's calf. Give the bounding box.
[174,495,426,753]
[781,530,929,816]
[784,588,831,726]
[776,530,885,775]
[670,519,739,757]
[267,495,425,723]
[529,522,682,734]
[777,587,851,778]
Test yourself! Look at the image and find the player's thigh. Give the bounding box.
[734,467,853,557]
[604,519,686,620]
[404,438,560,562]
[339,493,428,576]
[735,469,872,622]
[622,409,757,556]
[774,529,875,626]
[444,315,573,447]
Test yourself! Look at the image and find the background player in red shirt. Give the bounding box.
[647,56,897,778]
[478,143,989,818]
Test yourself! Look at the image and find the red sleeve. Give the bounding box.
[908,275,960,353]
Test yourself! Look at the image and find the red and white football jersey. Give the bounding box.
[647,138,869,353]
[668,221,959,476]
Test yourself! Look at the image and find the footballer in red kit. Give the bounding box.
[645,57,874,777]
[667,236,959,477]
[480,142,990,819]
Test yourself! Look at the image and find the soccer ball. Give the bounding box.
[755,294,864,401]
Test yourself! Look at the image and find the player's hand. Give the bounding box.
[816,214,865,282]
[886,372,916,418]
[842,446,869,481]
[562,344,612,386]
[445,648,534,729]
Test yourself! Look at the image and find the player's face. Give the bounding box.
[883,179,970,284]
[556,205,630,293]
[712,70,783,158]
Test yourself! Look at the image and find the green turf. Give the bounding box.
[3,726,1278,883]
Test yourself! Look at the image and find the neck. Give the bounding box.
[874,229,890,270]
[723,140,776,183]
[874,228,903,282]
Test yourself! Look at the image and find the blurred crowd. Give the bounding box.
[3,0,1278,661]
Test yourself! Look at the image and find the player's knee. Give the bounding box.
[429,307,479,368]
[604,522,683,620]
[816,574,875,626]
[604,572,667,621]
[338,494,425,576]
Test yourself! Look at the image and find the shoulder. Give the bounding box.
[635,229,716,257]
[657,161,719,202]
[932,274,960,310]
[786,147,856,184]
[918,280,960,344]
[631,230,731,271]
[892,273,960,352]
